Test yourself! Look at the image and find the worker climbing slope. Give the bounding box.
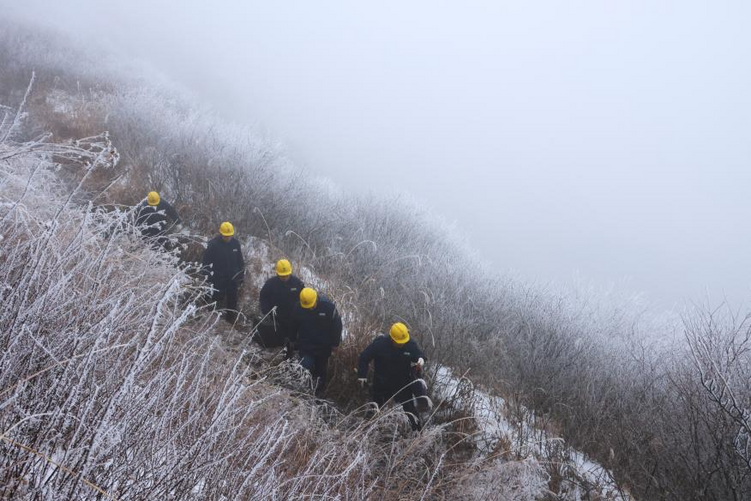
[202,221,245,323]
[134,191,181,248]
[257,259,305,349]
[357,323,428,431]
[290,287,342,397]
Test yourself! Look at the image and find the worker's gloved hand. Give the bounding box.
[412,357,425,372]
[357,378,368,388]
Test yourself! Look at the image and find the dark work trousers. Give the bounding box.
[374,380,426,431]
[210,280,239,322]
[300,352,330,397]
[255,316,292,348]
[153,235,176,252]
[141,229,173,252]
[277,319,296,360]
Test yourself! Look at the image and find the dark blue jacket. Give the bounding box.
[290,296,342,357]
[259,275,305,319]
[135,200,181,237]
[358,336,425,390]
[202,236,245,285]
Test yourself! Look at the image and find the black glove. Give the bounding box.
[284,340,295,361]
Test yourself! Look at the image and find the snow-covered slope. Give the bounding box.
[433,366,630,500]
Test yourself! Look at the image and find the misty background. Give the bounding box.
[3,0,750,311]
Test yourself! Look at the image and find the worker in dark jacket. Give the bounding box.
[257,259,305,348]
[135,191,181,247]
[290,287,342,396]
[357,323,427,430]
[202,221,245,322]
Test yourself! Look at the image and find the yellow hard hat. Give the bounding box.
[276,259,292,277]
[300,287,317,309]
[389,322,410,344]
[219,221,234,236]
[147,191,160,206]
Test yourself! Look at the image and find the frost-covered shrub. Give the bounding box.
[449,458,549,501]
[0,89,553,500]
[1,19,750,500]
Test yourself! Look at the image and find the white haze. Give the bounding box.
[3,0,750,311]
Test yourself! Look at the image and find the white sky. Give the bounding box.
[3,0,751,311]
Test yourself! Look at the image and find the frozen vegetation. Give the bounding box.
[1,20,750,500]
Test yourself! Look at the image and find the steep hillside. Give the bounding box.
[0,94,462,499]
[0,81,631,500]
[1,21,750,501]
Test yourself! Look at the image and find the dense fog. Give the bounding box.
[3,0,750,310]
